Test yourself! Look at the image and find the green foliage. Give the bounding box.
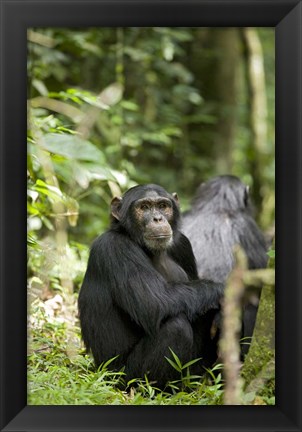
[28,27,275,220]
[28,301,225,405]
[28,28,274,201]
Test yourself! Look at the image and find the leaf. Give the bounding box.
[41,215,54,230]
[32,79,48,96]
[101,355,120,371]
[27,234,38,246]
[27,202,40,217]
[72,163,91,189]
[27,188,39,202]
[168,348,183,370]
[164,357,181,373]
[98,83,123,107]
[120,100,139,111]
[66,88,108,109]
[34,179,63,202]
[183,374,202,380]
[182,357,202,369]
[41,133,105,162]
[267,249,275,258]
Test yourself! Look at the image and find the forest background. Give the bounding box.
[27,27,275,405]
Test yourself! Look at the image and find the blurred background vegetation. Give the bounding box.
[27,27,275,405]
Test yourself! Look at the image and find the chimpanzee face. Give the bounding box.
[111,186,179,253]
[133,191,174,251]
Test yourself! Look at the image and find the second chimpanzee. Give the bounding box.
[182,175,268,355]
[78,184,224,389]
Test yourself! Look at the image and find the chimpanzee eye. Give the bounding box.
[159,202,168,210]
[140,204,150,211]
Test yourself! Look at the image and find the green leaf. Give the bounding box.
[168,348,183,370]
[267,249,275,258]
[78,163,119,183]
[101,356,120,371]
[27,202,40,217]
[164,357,181,373]
[33,179,64,204]
[35,179,63,197]
[182,357,202,369]
[27,234,38,246]
[184,374,202,380]
[66,88,109,109]
[120,100,139,111]
[42,133,105,162]
[40,215,54,230]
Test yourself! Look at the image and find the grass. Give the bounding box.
[27,299,224,405]
[27,297,274,406]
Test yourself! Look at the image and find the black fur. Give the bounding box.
[182,175,268,355]
[78,184,223,388]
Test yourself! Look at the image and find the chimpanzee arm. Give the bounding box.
[91,232,224,337]
[170,279,224,321]
[168,231,199,280]
[237,214,268,269]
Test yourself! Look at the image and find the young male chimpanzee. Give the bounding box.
[182,175,268,355]
[78,184,224,389]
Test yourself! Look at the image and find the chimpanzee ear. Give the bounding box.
[111,197,122,220]
[172,192,179,205]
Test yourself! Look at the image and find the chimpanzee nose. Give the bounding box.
[153,214,163,222]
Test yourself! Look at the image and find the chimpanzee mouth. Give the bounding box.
[144,232,173,251]
[146,235,171,239]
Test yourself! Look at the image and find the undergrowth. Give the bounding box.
[28,301,224,405]
[28,298,275,405]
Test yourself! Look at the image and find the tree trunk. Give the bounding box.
[189,28,241,175]
[241,239,275,400]
[241,28,268,215]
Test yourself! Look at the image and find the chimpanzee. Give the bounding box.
[182,175,268,355]
[78,184,224,389]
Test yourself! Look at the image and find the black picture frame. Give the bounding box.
[1,0,301,431]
